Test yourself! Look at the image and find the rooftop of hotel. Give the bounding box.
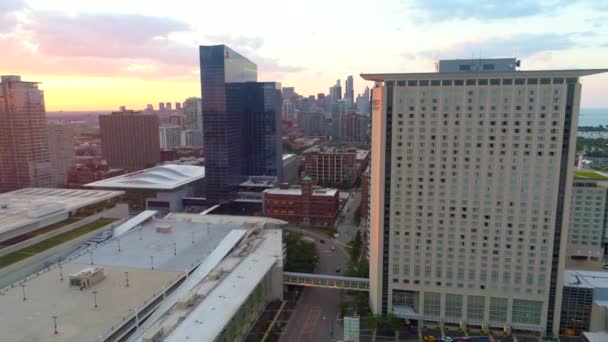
[0,213,286,342]
[564,270,608,289]
[85,164,205,190]
[0,188,123,235]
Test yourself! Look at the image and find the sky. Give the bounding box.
[1,0,607,111]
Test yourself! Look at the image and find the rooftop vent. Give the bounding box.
[156,225,172,234]
[69,267,105,289]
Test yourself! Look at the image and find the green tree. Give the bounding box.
[284,233,318,273]
[385,314,402,341]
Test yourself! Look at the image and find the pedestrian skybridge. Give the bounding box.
[283,272,369,291]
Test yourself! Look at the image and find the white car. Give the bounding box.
[441,337,453,342]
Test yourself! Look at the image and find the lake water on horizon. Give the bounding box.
[580,108,608,127]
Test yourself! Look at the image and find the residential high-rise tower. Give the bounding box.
[0,75,51,192]
[362,59,607,337]
[99,110,160,171]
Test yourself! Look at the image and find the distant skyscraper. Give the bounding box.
[47,122,75,187]
[159,102,165,112]
[362,58,608,337]
[183,97,203,147]
[0,75,51,192]
[340,112,367,143]
[99,110,160,171]
[175,102,182,111]
[166,102,172,111]
[331,100,347,140]
[159,125,182,149]
[201,44,283,203]
[330,79,342,103]
[345,75,354,108]
[356,86,371,115]
[283,87,296,102]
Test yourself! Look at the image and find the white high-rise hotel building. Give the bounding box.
[362,59,607,336]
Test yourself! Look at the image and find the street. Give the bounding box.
[280,189,363,342]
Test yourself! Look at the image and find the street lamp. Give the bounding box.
[52,315,58,335]
[124,272,130,288]
[173,242,177,256]
[20,283,26,301]
[92,290,98,308]
[150,256,154,270]
[59,265,64,282]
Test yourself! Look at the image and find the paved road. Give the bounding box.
[281,191,363,342]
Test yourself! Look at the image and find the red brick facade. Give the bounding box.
[263,180,339,225]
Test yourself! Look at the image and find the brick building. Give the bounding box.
[263,177,339,225]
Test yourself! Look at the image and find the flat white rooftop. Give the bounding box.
[86,164,205,190]
[0,188,123,237]
[564,270,608,289]
[129,228,283,342]
[264,187,338,197]
[0,213,285,342]
[0,262,182,342]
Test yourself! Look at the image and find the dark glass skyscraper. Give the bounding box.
[200,45,282,204]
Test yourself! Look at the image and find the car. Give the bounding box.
[602,264,608,270]
[424,336,438,342]
[441,337,454,342]
[331,246,336,251]
[336,266,341,273]
[319,239,325,244]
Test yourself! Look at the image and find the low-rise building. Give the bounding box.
[0,188,124,245]
[263,177,339,225]
[567,171,608,266]
[0,212,286,342]
[561,270,608,336]
[86,164,205,214]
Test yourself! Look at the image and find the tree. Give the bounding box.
[385,314,402,341]
[353,203,362,226]
[350,230,362,261]
[284,233,319,273]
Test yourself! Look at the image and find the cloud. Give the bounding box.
[0,0,26,12]
[2,10,300,80]
[415,33,580,60]
[206,34,264,52]
[409,0,572,21]
[255,56,305,73]
[26,12,194,65]
[203,34,304,74]
[0,0,26,33]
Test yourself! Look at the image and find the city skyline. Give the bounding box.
[1,0,607,111]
